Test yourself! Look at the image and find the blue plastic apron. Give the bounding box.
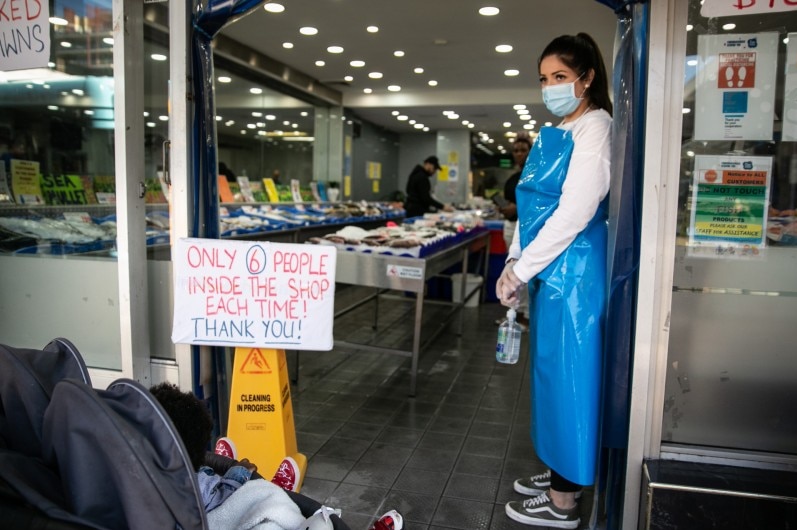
[516,126,607,486]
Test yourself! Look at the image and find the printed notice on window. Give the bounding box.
[694,33,778,140]
[172,238,336,350]
[688,155,771,259]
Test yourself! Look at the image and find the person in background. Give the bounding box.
[496,32,613,529]
[497,135,533,329]
[218,161,237,182]
[403,155,454,218]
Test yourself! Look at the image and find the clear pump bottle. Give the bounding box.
[496,308,521,364]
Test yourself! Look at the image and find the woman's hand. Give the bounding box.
[496,260,524,307]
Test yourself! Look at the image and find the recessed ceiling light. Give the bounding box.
[722,23,736,30]
[428,80,438,86]
[225,120,235,126]
[283,42,294,49]
[495,44,513,53]
[47,105,58,110]
[367,25,379,33]
[147,122,156,128]
[299,26,318,35]
[49,17,68,25]
[217,76,232,83]
[513,104,527,110]
[686,59,698,66]
[215,115,223,121]
[247,123,256,129]
[250,87,263,94]
[103,37,114,45]
[467,123,475,129]
[283,120,290,126]
[264,3,285,13]
[503,122,512,127]
[397,115,408,121]
[462,120,470,125]
[442,110,453,115]
[60,41,72,48]
[350,60,365,67]
[327,45,344,54]
[394,50,405,57]
[479,6,500,16]
[265,114,276,120]
[344,75,353,82]
[315,60,325,66]
[414,123,424,129]
[504,69,520,77]
[545,121,553,127]
[409,119,416,124]
[368,72,383,79]
[159,115,169,121]
[363,88,372,93]
[414,67,424,74]
[682,108,691,114]
[448,113,460,119]
[686,24,693,31]
[388,85,401,91]
[252,111,263,117]
[524,123,534,130]
[151,53,167,61]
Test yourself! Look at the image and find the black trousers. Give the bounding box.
[550,469,582,493]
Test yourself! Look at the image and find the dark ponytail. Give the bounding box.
[538,33,612,116]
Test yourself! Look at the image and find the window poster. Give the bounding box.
[783,33,797,141]
[702,0,797,18]
[689,155,772,258]
[694,33,779,141]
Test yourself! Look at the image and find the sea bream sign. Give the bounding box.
[172,238,336,350]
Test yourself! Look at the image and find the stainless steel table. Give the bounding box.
[332,229,491,395]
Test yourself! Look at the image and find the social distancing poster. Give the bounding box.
[172,238,336,350]
[695,33,778,141]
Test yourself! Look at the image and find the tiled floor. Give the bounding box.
[288,285,597,530]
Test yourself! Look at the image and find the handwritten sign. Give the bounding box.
[172,238,337,350]
[702,0,797,17]
[0,0,51,71]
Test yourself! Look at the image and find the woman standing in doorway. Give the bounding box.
[496,33,612,529]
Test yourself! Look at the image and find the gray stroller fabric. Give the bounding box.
[0,340,207,530]
[41,378,208,530]
[0,338,91,456]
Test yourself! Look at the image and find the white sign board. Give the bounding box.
[783,33,797,141]
[694,33,778,141]
[0,0,51,71]
[702,0,797,17]
[172,238,336,350]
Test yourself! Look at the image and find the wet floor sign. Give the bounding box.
[225,347,306,491]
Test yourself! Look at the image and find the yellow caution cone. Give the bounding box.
[225,347,306,492]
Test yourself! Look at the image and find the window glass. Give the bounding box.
[665,3,797,455]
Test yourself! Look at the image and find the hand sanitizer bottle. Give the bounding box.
[496,308,521,364]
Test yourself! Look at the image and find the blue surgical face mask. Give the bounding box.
[542,76,585,117]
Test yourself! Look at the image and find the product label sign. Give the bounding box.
[172,238,336,350]
[386,264,423,280]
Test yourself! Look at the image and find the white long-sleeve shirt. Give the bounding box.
[508,108,612,283]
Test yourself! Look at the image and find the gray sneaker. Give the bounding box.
[505,492,580,528]
[513,470,551,496]
[514,470,582,498]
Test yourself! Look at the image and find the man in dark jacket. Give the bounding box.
[403,155,452,218]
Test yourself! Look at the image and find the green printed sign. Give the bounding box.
[40,174,89,205]
[689,155,771,256]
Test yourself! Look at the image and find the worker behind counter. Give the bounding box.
[403,155,454,218]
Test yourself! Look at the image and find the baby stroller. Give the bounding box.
[0,338,350,530]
